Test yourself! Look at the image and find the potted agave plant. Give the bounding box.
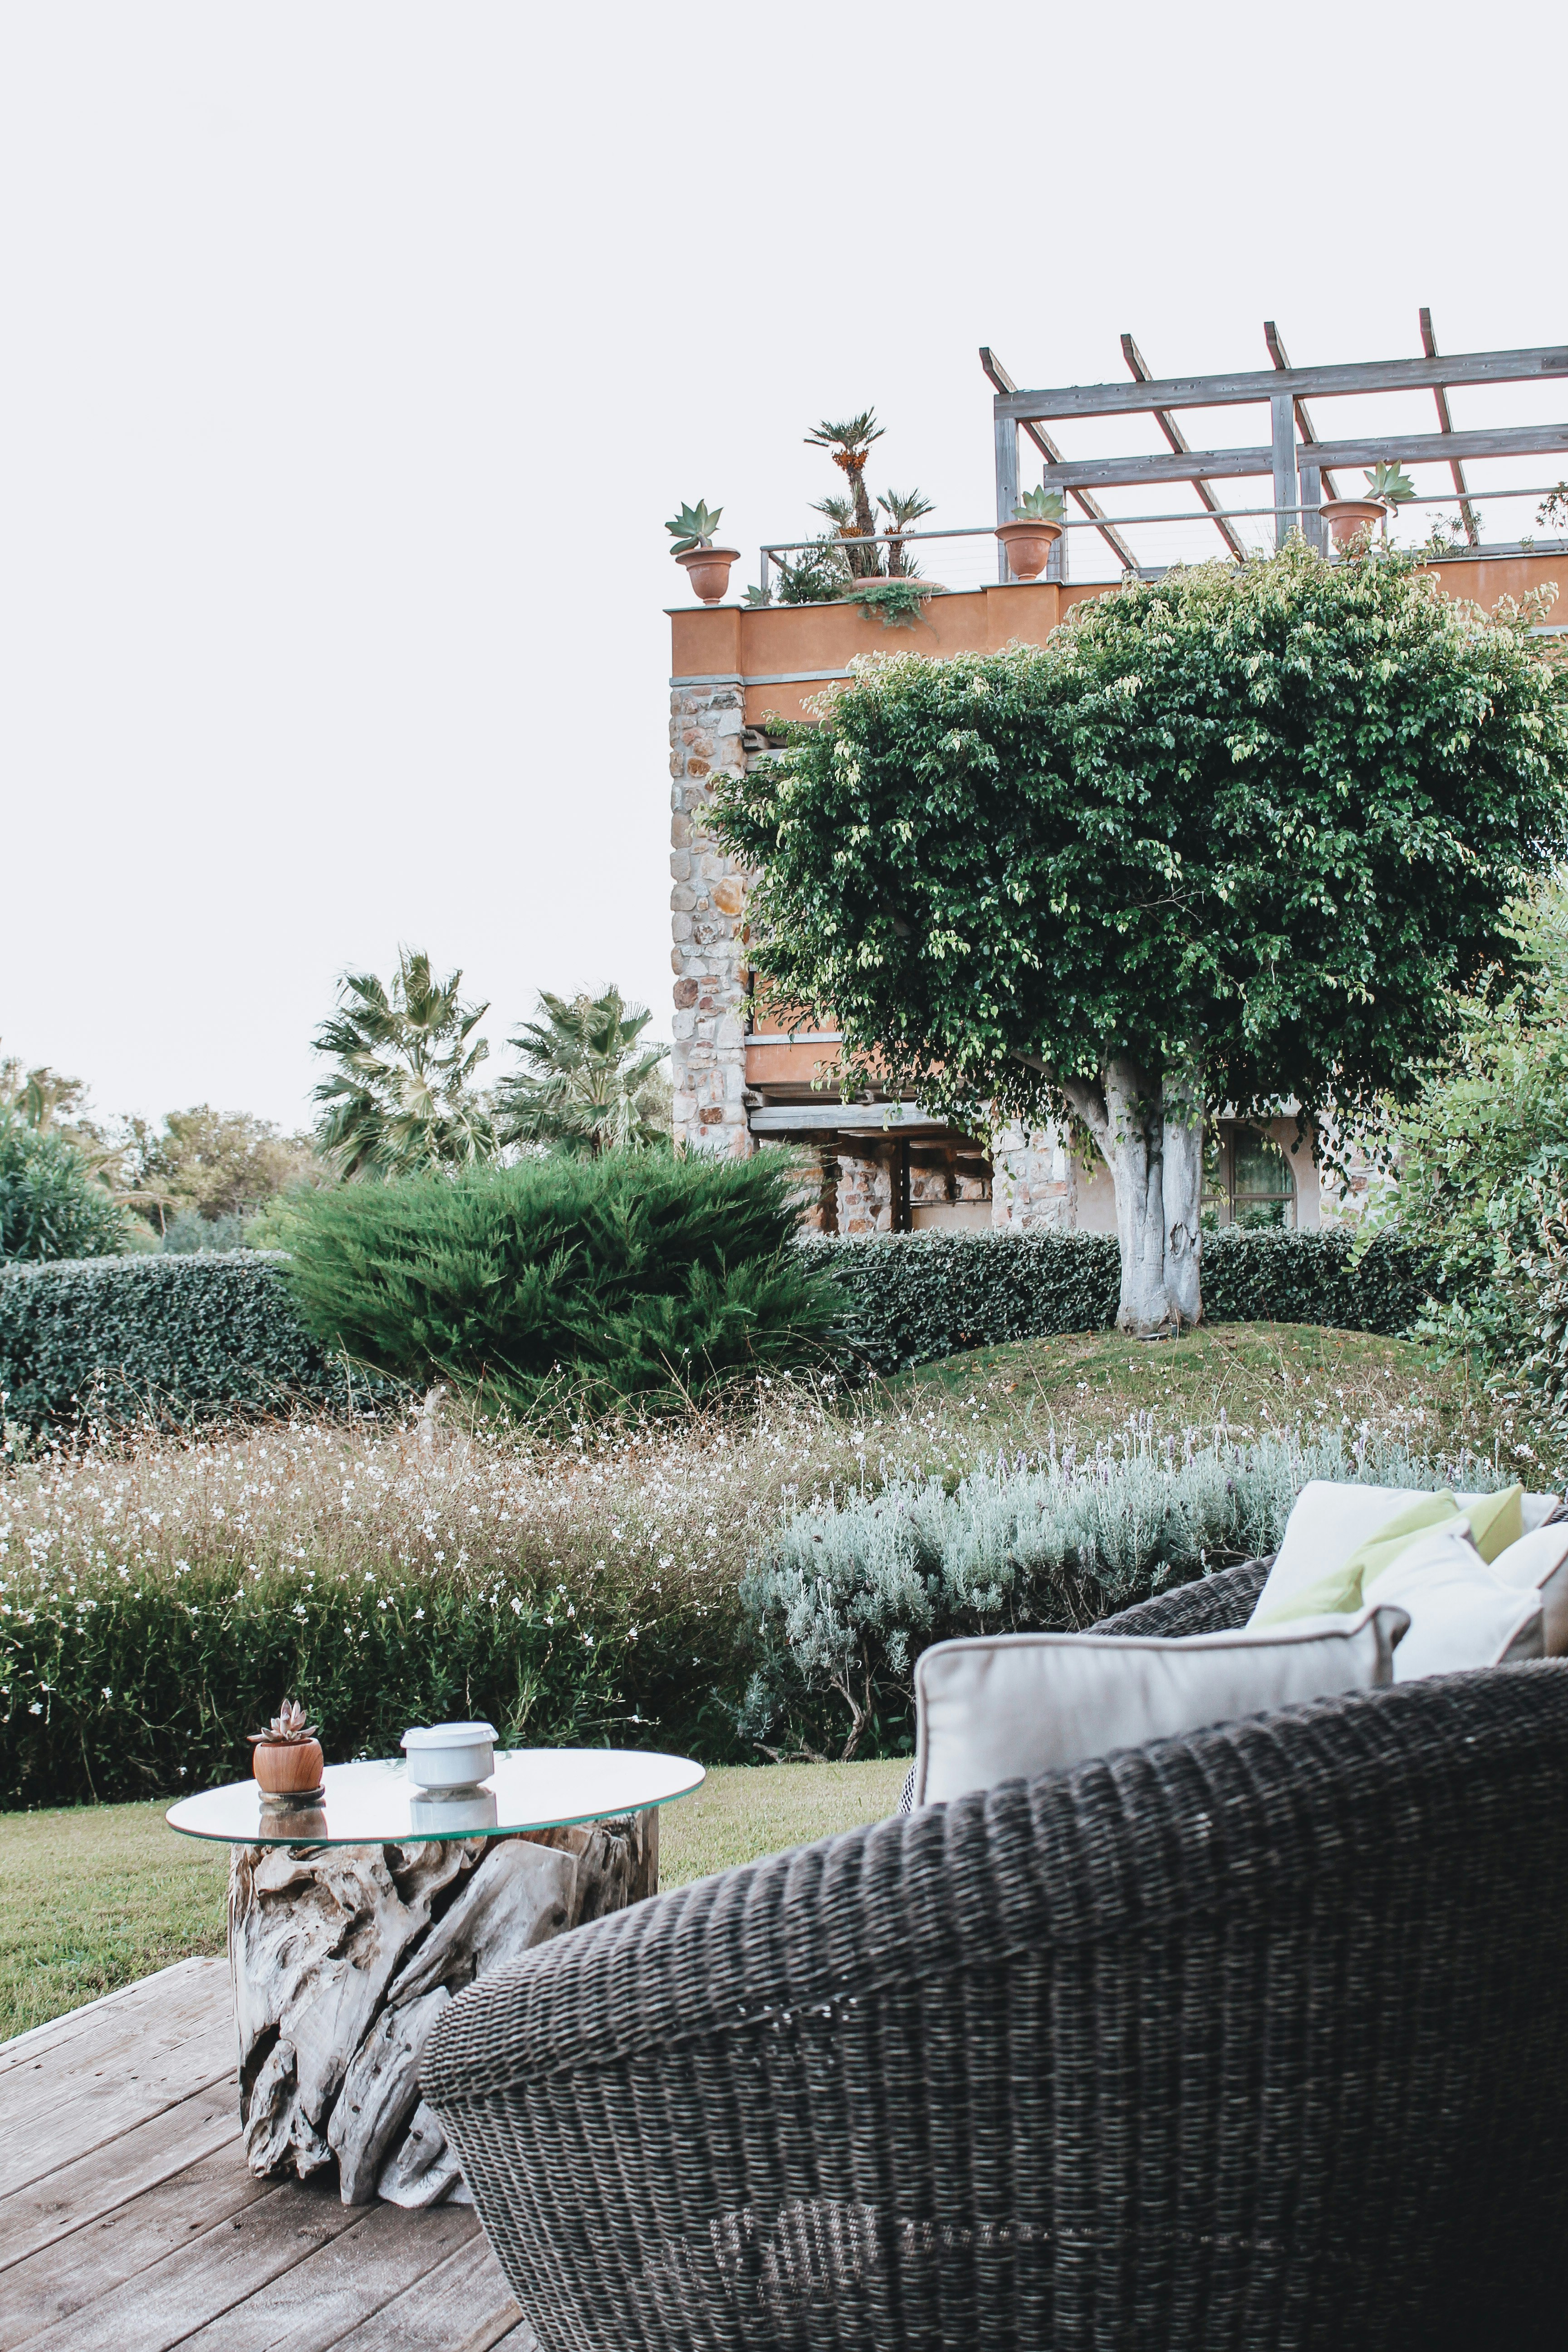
[666,500,740,604]
[1321,460,1416,550]
[249,1699,324,1798]
[995,485,1064,580]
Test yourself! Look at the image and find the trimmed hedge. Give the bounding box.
[0,1253,367,1432]
[2,1227,1443,1435]
[806,1226,1440,1377]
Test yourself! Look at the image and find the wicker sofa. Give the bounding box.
[423,1562,1568,2351]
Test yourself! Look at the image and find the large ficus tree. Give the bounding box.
[715,545,1568,1333]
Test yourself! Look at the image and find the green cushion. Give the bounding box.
[1461,1484,1524,1564]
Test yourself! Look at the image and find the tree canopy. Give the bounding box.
[492,988,669,1158]
[312,949,494,1180]
[716,544,1568,1329]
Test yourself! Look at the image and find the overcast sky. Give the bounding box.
[2,0,1564,1135]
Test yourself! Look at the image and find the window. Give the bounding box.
[1201,1125,1296,1230]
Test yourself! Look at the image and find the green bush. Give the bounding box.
[0,1254,360,1432]
[280,1152,837,1417]
[808,1227,1438,1377]
[738,1427,1507,1760]
[0,1119,128,1263]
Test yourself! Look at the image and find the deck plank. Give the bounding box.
[0,1960,540,2350]
[0,2019,235,2200]
[325,2234,527,2350]
[172,2197,479,2351]
[10,2178,367,2352]
[0,2076,240,2275]
[0,1961,228,2081]
[0,2136,270,2349]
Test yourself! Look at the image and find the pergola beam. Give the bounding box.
[980,348,1138,573]
[998,346,1568,423]
[1038,421,1568,494]
[1121,332,1247,563]
[1420,307,1480,546]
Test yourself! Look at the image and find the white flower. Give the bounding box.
[413,1606,424,1621]
[510,1596,523,1615]
[28,1702,41,1715]
[102,1686,113,1700]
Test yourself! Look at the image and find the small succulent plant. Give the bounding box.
[1364,461,1416,508]
[1014,486,1065,523]
[249,1699,320,1748]
[665,500,724,554]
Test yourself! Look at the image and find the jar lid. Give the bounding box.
[400,1721,497,1749]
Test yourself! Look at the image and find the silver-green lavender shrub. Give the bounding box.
[737,1425,1506,1758]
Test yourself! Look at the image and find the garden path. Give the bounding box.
[0,1958,532,2350]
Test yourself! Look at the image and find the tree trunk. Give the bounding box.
[1063,1056,1206,1336]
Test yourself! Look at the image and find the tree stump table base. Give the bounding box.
[229,1811,656,2205]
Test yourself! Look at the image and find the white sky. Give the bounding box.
[2,0,1564,1134]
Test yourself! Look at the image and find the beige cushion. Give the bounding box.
[911,1605,1408,1808]
[1249,1482,1560,1629]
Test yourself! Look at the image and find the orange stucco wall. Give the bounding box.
[670,552,1568,725]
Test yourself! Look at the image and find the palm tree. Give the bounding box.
[312,950,494,1179]
[877,487,934,577]
[805,412,884,577]
[492,989,669,1157]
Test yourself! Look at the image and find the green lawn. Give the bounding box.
[891,1320,1533,1472]
[0,1759,908,2043]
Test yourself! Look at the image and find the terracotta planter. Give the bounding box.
[1320,496,1388,549]
[675,545,740,604]
[253,1737,324,1796]
[995,519,1063,581]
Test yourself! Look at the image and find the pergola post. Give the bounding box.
[995,409,1019,582]
[1272,392,1295,550]
[1298,459,1324,554]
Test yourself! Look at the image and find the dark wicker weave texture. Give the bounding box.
[424,1568,1568,2352]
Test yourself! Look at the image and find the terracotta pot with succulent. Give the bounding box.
[666,501,740,603]
[249,1699,325,1798]
[995,485,1064,579]
[1321,460,1416,550]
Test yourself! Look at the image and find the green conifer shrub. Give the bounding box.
[281,1150,837,1417]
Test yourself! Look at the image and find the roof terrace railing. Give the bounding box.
[755,484,1568,602]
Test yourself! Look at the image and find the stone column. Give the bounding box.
[669,678,752,1158]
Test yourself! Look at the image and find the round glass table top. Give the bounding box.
[165,1747,705,1847]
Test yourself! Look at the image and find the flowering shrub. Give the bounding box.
[0,1380,875,1805]
[737,1425,1512,1759]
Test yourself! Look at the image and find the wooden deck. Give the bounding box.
[0,1959,533,2350]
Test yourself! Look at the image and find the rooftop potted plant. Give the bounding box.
[666,502,740,603]
[249,1698,324,1798]
[995,485,1064,580]
[1321,461,1416,550]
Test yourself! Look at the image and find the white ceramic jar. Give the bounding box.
[400,1720,497,1792]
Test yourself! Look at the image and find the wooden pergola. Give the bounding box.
[984,318,1568,581]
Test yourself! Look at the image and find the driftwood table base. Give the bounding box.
[228,1810,656,2205]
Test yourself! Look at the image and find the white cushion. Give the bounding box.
[1362,1525,1544,1680]
[1247,1481,1560,1627]
[1478,1521,1568,1656]
[911,1605,1407,1808]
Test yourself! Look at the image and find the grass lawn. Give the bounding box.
[0,1759,908,2043]
[892,1321,1545,1478]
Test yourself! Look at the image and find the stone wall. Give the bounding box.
[669,679,752,1157]
[990,1122,1078,1230]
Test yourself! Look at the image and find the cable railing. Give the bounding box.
[755,484,1568,599]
